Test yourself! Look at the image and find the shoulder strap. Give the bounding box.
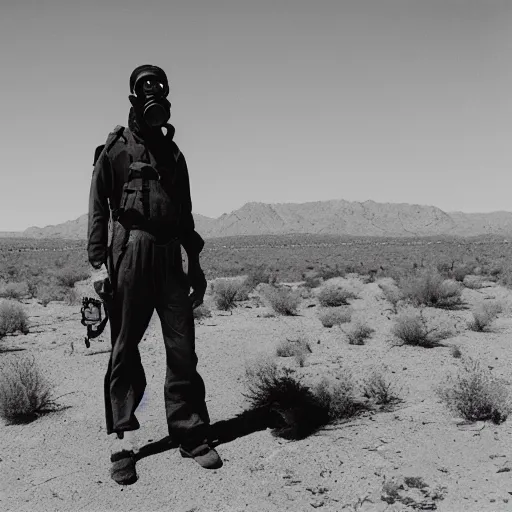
[92,125,126,166]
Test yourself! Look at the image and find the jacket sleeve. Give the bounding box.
[87,148,112,269]
[176,152,205,257]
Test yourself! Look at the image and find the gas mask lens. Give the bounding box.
[142,80,165,98]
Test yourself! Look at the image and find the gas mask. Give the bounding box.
[129,65,171,128]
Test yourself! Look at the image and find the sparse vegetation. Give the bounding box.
[345,322,375,345]
[193,303,212,320]
[276,336,311,358]
[378,281,404,313]
[362,369,401,408]
[468,301,502,332]
[0,281,29,301]
[262,286,301,316]
[0,355,58,424]
[391,309,451,347]
[52,267,90,288]
[243,358,329,439]
[211,278,245,312]
[399,270,463,309]
[451,345,462,358]
[437,357,511,424]
[0,300,29,339]
[318,285,357,307]
[318,307,352,328]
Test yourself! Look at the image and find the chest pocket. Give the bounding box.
[118,161,179,227]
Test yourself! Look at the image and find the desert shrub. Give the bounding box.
[303,275,322,289]
[243,264,272,291]
[276,336,311,358]
[0,300,29,338]
[243,358,329,439]
[53,267,90,288]
[36,284,72,307]
[452,264,474,283]
[313,374,367,421]
[193,303,212,320]
[318,307,352,328]
[0,355,58,424]
[262,286,301,316]
[317,264,345,280]
[399,271,462,309]
[0,281,29,301]
[468,301,502,332]
[318,285,357,307]
[451,345,462,358]
[391,310,451,348]
[378,282,404,313]
[362,370,401,407]
[437,357,511,424]
[212,279,244,311]
[345,322,375,345]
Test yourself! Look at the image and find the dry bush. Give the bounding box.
[193,303,212,320]
[451,345,462,358]
[313,374,367,421]
[53,267,90,288]
[468,301,502,332]
[36,283,76,307]
[262,286,301,316]
[391,309,451,348]
[276,336,312,358]
[345,322,375,345]
[378,282,404,313]
[317,265,345,280]
[211,279,245,311]
[0,281,29,301]
[0,300,29,338]
[362,370,401,408]
[318,285,357,307]
[437,357,511,424]
[0,355,58,424]
[452,264,474,283]
[302,275,322,289]
[243,264,272,291]
[243,358,329,439]
[318,307,352,328]
[399,271,463,309]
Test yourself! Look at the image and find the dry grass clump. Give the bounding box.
[211,278,248,312]
[468,301,503,332]
[302,275,322,289]
[243,264,273,291]
[276,336,312,358]
[193,303,212,320]
[451,345,462,359]
[378,281,404,313]
[317,264,345,280]
[437,357,511,424]
[0,281,29,301]
[399,271,463,309]
[361,370,402,408]
[345,322,375,345]
[318,285,357,307]
[262,286,302,316]
[391,309,451,348]
[0,355,58,424]
[0,300,29,338]
[318,307,352,328]
[36,284,79,307]
[52,267,90,288]
[243,358,329,439]
[313,374,368,421]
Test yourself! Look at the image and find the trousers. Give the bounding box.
[103,228,210,446]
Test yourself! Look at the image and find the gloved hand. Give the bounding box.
[187,261,207,309]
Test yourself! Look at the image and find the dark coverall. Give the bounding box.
[87,118,210,447]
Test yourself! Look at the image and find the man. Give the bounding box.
[87,65,221,486]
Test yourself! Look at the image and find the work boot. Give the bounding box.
[179,442,223,469]
[110,431,138,485]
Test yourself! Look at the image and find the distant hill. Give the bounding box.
[5,199,512,240]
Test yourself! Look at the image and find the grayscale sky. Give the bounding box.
[1,0,510,231]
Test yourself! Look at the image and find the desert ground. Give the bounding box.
[2,255,512,512]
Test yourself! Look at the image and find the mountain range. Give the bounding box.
[1,199,511,240]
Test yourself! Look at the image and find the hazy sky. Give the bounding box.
[1,0,511,231]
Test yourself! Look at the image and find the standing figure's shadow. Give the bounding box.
[135,406,274,461]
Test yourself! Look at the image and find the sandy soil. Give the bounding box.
[1,274,512,512]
